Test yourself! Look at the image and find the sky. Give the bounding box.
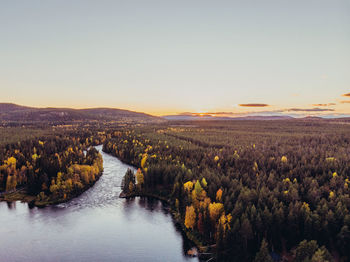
[0,0,349,117]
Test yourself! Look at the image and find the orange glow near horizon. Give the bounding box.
[2,96,350,118]
[3,100,350,118]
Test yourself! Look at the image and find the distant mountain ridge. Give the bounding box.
[0,103,32,111]
[2,103,349,123]
[0,103,161,123]
[162,114,294,121]
[162,114,350,121]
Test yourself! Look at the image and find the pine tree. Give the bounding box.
[254,239,273,262]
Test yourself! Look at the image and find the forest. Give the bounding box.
[0,126,106,206]
[103,120,350,261]
[2,119,350,261]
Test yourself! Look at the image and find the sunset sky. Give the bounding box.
[1,1,349,117]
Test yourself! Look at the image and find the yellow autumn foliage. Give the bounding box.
[201,178,207,187]
[200,197,211,210]
[216,188,223,202]
[136,168,144,186]
[141,154,148,169]
[184,181,194,192]
[185,205,196,230]
[253,162,258,172]
[32,153,39,161]
[6,157,16,167]
[209,202,224,223]
[219,213,232,233]
[194,180,203,194]
[283,178,290,183]
[233,151,240,160]
[302,202,310,212]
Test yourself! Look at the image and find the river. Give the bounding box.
[0,145,198,262]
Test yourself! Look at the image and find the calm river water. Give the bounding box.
[0,145,198,262]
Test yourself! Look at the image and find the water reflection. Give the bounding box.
[0,145,198,262]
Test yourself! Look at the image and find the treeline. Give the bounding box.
[103,122,350,261]
[0,130,106,205]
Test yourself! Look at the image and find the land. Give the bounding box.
[1,103,350,261]
[0,103,163,124]
[109,120,350,261]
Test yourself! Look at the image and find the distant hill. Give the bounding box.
[233,115,294,120]
[0,103,32,112]
[163,114,350,122]
[162,114,232,121]
[0,103,162,123]
[80,108,156,120]
[162,114,294,121]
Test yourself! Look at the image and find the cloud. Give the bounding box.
[176,106,337,119]
[180,112,198,115]
[204,112,235,115]
[183,112,237,117]
[342,93,350,97]
[312,103,336,107]
[340,101,350,104]
[286,108,335,112]
[239,103,270,107]
[178,112,234,116]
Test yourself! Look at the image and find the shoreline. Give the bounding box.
[1,148,214,259]
[0,172,103,207]
[120,190,214,259]
[103,148,215,259]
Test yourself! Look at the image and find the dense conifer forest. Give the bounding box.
[2,120,350,261]
[103,120,350,261]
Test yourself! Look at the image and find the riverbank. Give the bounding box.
[0,172,103,207]
[0,190,36,203]
[120,189,214,260]
[103,144,215,260]
[0,144,194,262]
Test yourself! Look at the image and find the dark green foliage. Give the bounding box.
[312,246,333,262]
[103,120,350,261]
[122,168,135,193]
[0,127,53,146]
[254,239,273,262]
[294,240,318,262]
[294,240,333,262]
